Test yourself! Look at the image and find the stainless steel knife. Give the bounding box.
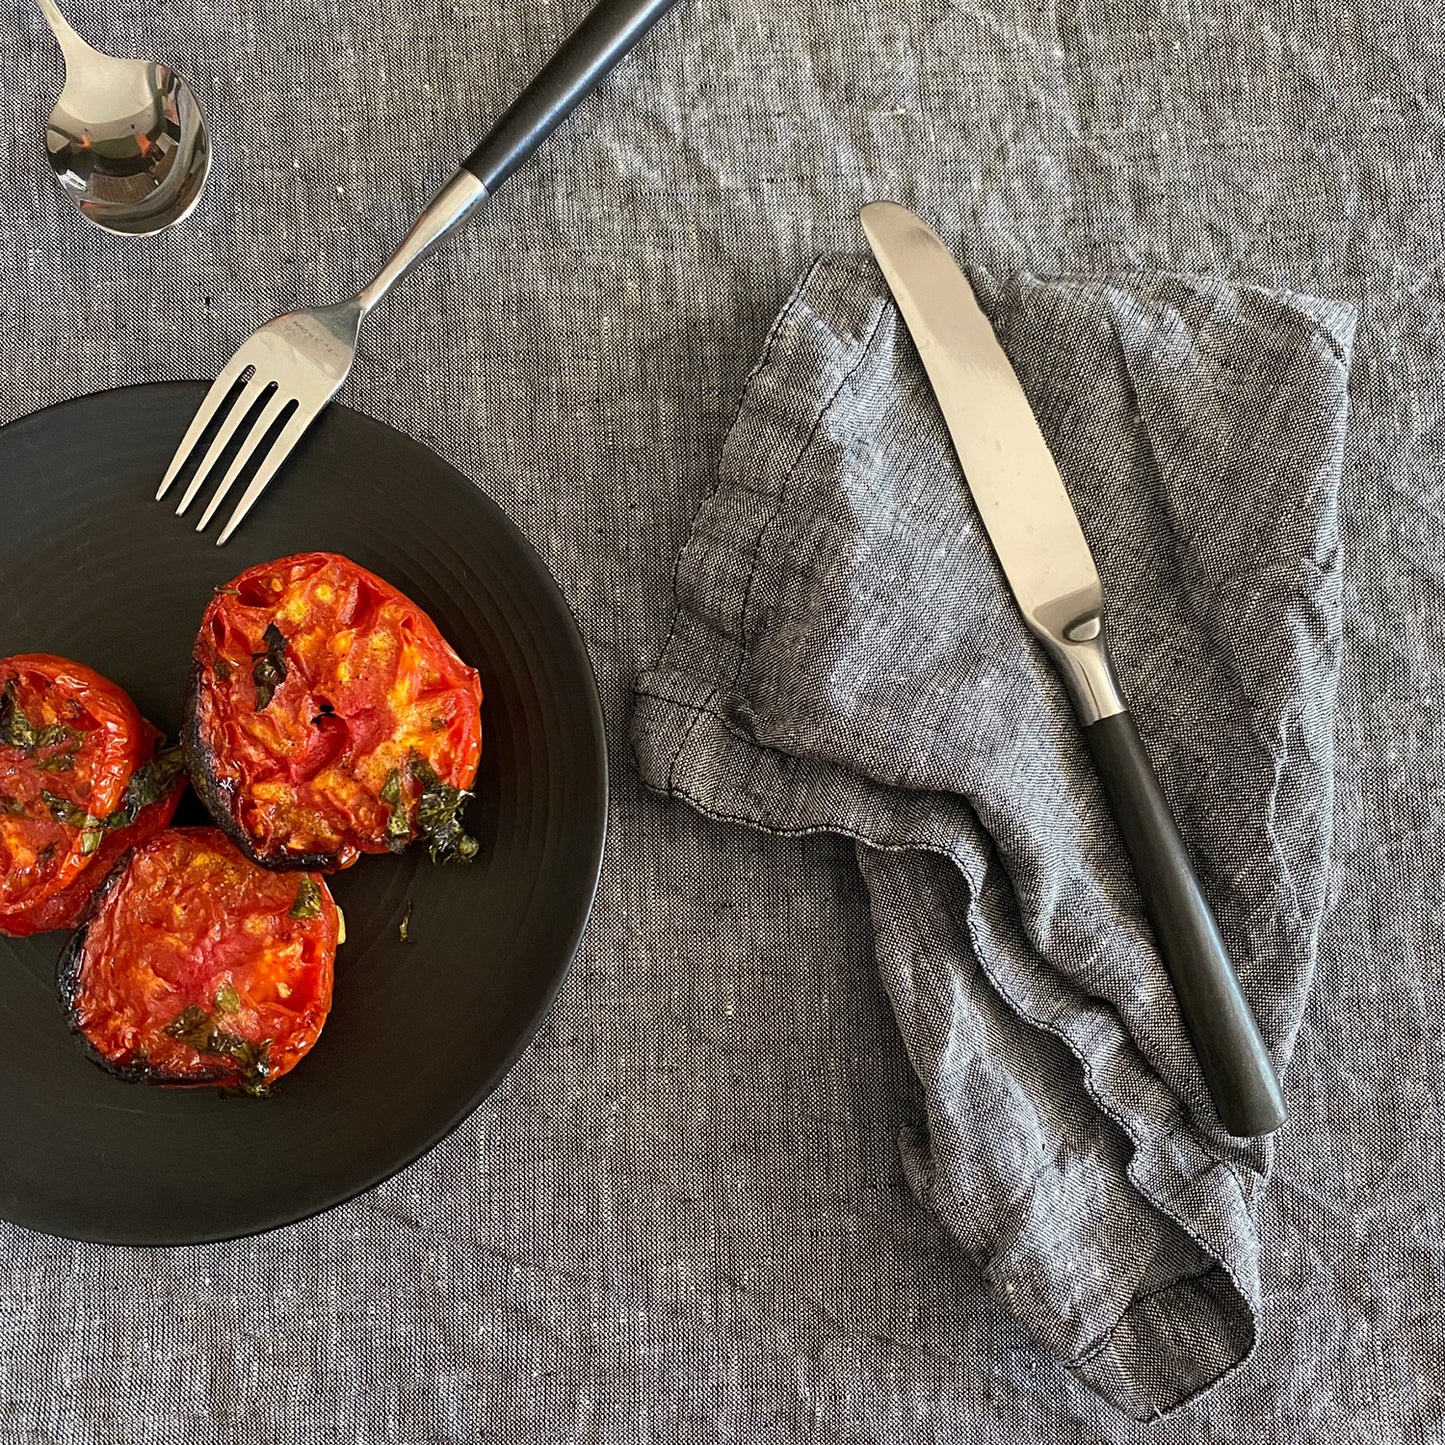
[861,201,1285,1137]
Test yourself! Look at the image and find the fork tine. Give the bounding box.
[194,390,296,532]
[214,404,319,546]
[155,352,257,502]
[173,373,277,518]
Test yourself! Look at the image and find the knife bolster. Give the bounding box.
[1035,615,1127,725]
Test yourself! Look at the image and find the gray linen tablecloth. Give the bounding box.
[0,0,1440,1438]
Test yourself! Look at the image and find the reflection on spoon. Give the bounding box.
[37,0,210,235]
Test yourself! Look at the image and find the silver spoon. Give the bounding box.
[37,0,209,234]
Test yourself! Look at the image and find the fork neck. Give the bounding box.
[356,169,489,315]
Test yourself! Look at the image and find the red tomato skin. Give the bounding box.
[0,723,184,938]
[59,827,338,1090]
[0,655,147,919]
[184,553,482,871]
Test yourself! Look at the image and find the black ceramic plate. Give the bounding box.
[0,384,607,1245]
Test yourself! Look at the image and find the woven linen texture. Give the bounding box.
[1,0,1442,1435]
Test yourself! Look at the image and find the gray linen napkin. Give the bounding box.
[630,254,1357,1419]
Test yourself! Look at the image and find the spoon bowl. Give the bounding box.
[38,0,210,235]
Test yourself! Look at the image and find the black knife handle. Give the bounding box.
[1082,711,1286,1137]
[464,0,681,195]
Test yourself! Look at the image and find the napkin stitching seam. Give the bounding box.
[664,686,720,797]
[654,260,823,668]
[731,308,890,684]
[1069,1264,1227,1366]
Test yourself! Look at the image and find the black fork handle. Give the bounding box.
[464,0,682,195]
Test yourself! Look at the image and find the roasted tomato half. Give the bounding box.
[1,654,149,923]
[2,721,186,938]
[184,552,483,871]
[59,827,339,1092]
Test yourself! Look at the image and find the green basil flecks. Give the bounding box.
[0,795,25,816]
[251,623,288,711]
[399,900,415,944]
[407,756,479,865]
[289,876,323,920]
[38,744,184,847]
[213,983,241,1014]
[163,1004,272,1094]
[39,797,106,854]
[40,790,94,829]
[214,657,233,683]
[1,683,87,755]
[36,723,83,749]
[0,681,36,749]
[162,1005,212,1050]
[379,768,411,854]
[103,744,186,832]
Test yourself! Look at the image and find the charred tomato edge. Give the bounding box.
[55,844,235,1087]
[182,657,348,873]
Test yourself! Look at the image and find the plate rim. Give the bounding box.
[0,381,610,1247]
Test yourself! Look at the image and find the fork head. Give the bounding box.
[157,299,363,545]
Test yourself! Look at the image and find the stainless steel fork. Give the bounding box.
[159,0,679,544]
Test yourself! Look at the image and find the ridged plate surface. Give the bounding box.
[0,384,607,1245]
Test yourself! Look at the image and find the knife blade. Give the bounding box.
[862,202,1285,1137]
